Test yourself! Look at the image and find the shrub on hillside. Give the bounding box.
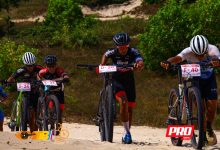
[0,39,38,79]
[139,0,220,70]
[44,0,99,47]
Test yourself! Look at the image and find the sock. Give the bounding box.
[207,121,212,130]
[123,121,130,135]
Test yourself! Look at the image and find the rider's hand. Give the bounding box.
[160,61,171,70]
[0,80,7,85]
[211,58,220,67]
[134,61,144,71]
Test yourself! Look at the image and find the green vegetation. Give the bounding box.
[1,0,220,129]
[139,0,220,70]
[0,39,38,79]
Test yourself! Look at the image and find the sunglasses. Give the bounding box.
[117,45,129,49]
[26,65,34,67]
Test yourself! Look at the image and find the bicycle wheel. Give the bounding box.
[168,88,183,146]
[20,97,28,131]
[36,97,47,131]
[102,85,114,142]
[45,94,60,134]
[99,89,106,141]
[9,100,18,131]
[188,87,204,149]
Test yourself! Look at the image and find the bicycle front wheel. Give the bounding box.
[36,97,47,131]
[168,88,183,146]
[20,97,28,131]
[188,87,204,149]
[102,85,114,142]
[45,94,60,134]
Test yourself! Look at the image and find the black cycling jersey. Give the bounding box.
[12,65,43,82]
[105,47,143,78]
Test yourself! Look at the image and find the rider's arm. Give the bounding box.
[101,54,108,65]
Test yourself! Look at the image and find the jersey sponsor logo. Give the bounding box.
[116,60,128,65]
[166,125,194,140]
[17,68,24,74]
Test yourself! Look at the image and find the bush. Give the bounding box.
[139,0,220,70]
[0,39,38,79]
[43,0,99,47]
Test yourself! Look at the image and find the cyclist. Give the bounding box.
[100,33,144,144]
[7,52,43,132]
[0,86,8,131]
[160,35,220,145]
[38,55,69,132]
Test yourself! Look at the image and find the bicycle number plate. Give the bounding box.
[42,80,57,86]
[181,64,201,77]
[99,65,117,73]
[17,82,31,91]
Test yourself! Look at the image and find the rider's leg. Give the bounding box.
[29,108,36,132]
[56,91,65,132]
[206,100,217,127]
[116,91,129,133]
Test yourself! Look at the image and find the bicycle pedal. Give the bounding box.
[93,116,101,126]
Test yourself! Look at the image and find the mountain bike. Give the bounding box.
[8,82,37,131]
[36,80,61,133]
[77,64,133,142]
[166,63,212,149]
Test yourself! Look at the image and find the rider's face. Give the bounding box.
[195,53,206,61]
[25,65,34,72]
[117,45,129,55]
[47,64,56,74]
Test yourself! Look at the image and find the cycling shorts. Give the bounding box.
[113,75,136,107]
[199,72,218,101]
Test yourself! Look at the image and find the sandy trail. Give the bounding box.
[0,123,220,150]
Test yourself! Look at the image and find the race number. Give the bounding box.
[181,64,201,77]
[166,125,194,140]
[42,80,57,86]
[99,65,117,73]
[17,82,31,91]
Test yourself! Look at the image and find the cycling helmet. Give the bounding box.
[113,33,130,46]
[22,52,36,65]
[190,35,209,55]
[44,55,57,66]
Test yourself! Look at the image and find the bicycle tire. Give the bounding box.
[36,97,48,131]
[20,97,28,131]
[168,88,183,146]
[45,94,60,133]
[99,89,106,141]
[102,85,114,142]
[188,87,204,149]
[9,100,17,131]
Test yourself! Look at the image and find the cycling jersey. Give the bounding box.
[38,67,68,108]
[38,67,67,80]
[11,65,43,110]
[12,65,43,81]
[177,44,220,79]
[104,47,143,107]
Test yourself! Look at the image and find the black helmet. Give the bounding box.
[44,55,57,66]
[113,33,130,46]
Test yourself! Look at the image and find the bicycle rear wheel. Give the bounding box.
[102,85,114,142]
[36,97,47,131]
[45,94,60,134]
[188,87,204,149]
[168,88,183,146]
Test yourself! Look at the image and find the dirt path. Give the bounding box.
[1,123,220,150]
[12,0,147,23]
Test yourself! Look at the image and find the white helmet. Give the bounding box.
[190,35,209,55]
[22,52,36,65]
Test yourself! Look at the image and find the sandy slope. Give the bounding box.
[0,123,220,150]
[12,0,146,22]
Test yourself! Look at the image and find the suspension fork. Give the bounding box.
[16,91,23,125]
